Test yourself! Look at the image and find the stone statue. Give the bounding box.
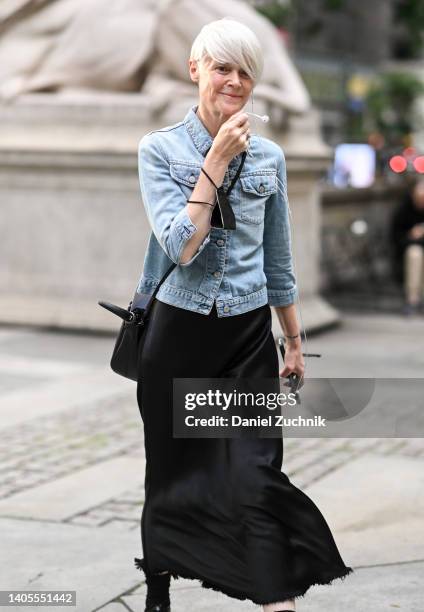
[0,0,311,127]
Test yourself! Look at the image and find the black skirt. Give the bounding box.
[135,298,353,605]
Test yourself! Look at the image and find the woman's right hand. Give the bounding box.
[210,111,250,163]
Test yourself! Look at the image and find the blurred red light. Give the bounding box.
[389,156,407,173]
[413,156,424,173]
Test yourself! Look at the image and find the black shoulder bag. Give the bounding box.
[97,263,176,381]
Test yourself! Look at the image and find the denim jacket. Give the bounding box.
[136,103,298,317]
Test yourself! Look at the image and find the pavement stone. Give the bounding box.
[0,391,142,500]
[305,453,424,567]
[296,561,424,612]
[0,517,141,611]
[0,455,144,520]
[97,603,129,612]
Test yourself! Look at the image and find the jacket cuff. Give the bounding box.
[170,207,210,266]
[267,286,298,306]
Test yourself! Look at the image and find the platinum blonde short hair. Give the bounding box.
[189,18,264,84]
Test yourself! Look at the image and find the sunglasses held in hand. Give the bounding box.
[277,337,321,405]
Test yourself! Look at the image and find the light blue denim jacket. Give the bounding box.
[136,104,298,317]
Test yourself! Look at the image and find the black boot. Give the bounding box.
[134,558,171,612]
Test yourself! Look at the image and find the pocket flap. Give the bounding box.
[170,163,201,187]
[240,171,277,196]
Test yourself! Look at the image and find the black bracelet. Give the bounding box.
[187,200,215,209]
[200,167,220,190]
[284,333,300,340]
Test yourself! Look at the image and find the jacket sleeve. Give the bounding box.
[263,150,298,306]
[138,134,211,266]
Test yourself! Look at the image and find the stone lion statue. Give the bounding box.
[0,0,311,126]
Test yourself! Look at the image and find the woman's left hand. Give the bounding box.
[279,343,305,381]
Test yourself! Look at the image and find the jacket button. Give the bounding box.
[216,239,224,246]
[213,271,221,278]
[189,175,196,184]
[259,184,265,193]
[223,305,230,313]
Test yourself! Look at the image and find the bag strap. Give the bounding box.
[203,147,247,196]
[151,262,177,299]
[226,150,247,195]
[141,262,177,316]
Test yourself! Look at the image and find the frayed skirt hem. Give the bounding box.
[134,557,354,606]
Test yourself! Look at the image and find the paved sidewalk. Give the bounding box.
[0,312,423,611]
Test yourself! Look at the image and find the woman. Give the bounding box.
[390,179,424,316]
[134,18,353,612]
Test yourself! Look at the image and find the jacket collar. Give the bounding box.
[183,103,243,165]
[183,104,213,157]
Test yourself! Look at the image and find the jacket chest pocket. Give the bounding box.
[239,171,277,225]
[169,162,202,199]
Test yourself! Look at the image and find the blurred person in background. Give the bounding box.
[390,178,424,316]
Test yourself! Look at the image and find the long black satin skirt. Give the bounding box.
[135,298,353,605]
